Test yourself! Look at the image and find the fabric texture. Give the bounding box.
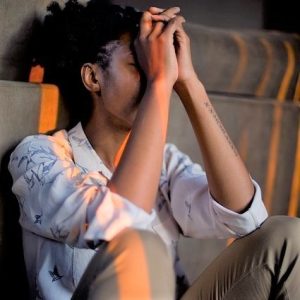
[8,122,268,299]
[180,216,300,300]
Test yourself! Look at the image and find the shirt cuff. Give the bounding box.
[210,179,268,237]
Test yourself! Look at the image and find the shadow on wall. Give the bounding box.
[0,14,42,81]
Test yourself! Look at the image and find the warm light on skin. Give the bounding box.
[113,131,131,169]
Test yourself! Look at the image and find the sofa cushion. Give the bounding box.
[185,23,300,100]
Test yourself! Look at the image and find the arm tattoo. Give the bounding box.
[204,101,239,157]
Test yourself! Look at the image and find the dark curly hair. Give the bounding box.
[33,0,142,127]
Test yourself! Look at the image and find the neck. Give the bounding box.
[83,113,130,173]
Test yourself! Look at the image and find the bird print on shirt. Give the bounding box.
[49,265,63,282]
[34,213,43,224]
[184,200,193,220]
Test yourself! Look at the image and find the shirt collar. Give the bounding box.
[67,122,112,180]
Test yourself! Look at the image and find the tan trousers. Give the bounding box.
[72,216,300,299]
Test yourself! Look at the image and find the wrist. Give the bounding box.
[174,75,206,100]
[146,77,174,95]
[175,71,200,89]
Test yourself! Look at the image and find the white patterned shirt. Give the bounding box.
[8,122,268,299]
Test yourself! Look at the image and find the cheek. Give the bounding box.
[122,70,141,95]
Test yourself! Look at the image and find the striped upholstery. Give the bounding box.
[186,23,300,101]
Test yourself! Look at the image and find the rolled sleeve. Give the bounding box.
[210,180,268,237]
[164,143,268,239]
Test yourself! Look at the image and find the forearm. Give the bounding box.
[108,81,172,213]
[175,77,254,213]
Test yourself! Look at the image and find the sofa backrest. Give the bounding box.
[0,80,68,297]
[185,23,300,101]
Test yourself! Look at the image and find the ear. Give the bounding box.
[81,63,101,93]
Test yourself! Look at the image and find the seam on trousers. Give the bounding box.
[223,263,270,300]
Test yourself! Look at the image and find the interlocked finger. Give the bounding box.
[148,6,180,18]
[163,15,186,38]
[149,7,180,25]
[139,11,153,39]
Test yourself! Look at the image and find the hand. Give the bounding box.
[173,22,198,90]
[134,8,185,87]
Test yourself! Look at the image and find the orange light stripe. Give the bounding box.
[109,230,151,300]
[288,126,300,217]
[226,237,235,247]
[228,34,248,92]
[263,106,283,212]
[289,69,300,216]
[263,41,295,213]
[293,73,300,102]
[29,65,44,83]
[255,38,273,97]
[113,132,130,169]
[277,41,295,102]
[38,84,59,133]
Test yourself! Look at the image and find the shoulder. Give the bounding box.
[15,129,70,150]
[9,129,73,167]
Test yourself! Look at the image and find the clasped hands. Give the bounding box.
[134,6,197,89]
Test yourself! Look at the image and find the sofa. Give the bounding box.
[0,0,299,297]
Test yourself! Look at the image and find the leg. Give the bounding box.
[181,216,300,300]
[72,228,175,300]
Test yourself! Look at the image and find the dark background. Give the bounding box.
[113,0,299,33]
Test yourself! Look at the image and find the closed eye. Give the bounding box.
[129,62,139,69]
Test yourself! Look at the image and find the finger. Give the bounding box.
[174,22,188,42]
[149,19,166,38]
[149,6,180,19]
[139,11,153,39]
[162,15,186,38]
[148,7,165,14]
[150,15,185,39]
[160,7,180,18]
[149,8,182,38]
[151,14,172,23]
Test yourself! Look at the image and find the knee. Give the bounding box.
[109,228,172,266]
[108,228,175,294]
[259,216,300,251]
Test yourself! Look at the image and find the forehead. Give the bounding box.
[110,33,134,59]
